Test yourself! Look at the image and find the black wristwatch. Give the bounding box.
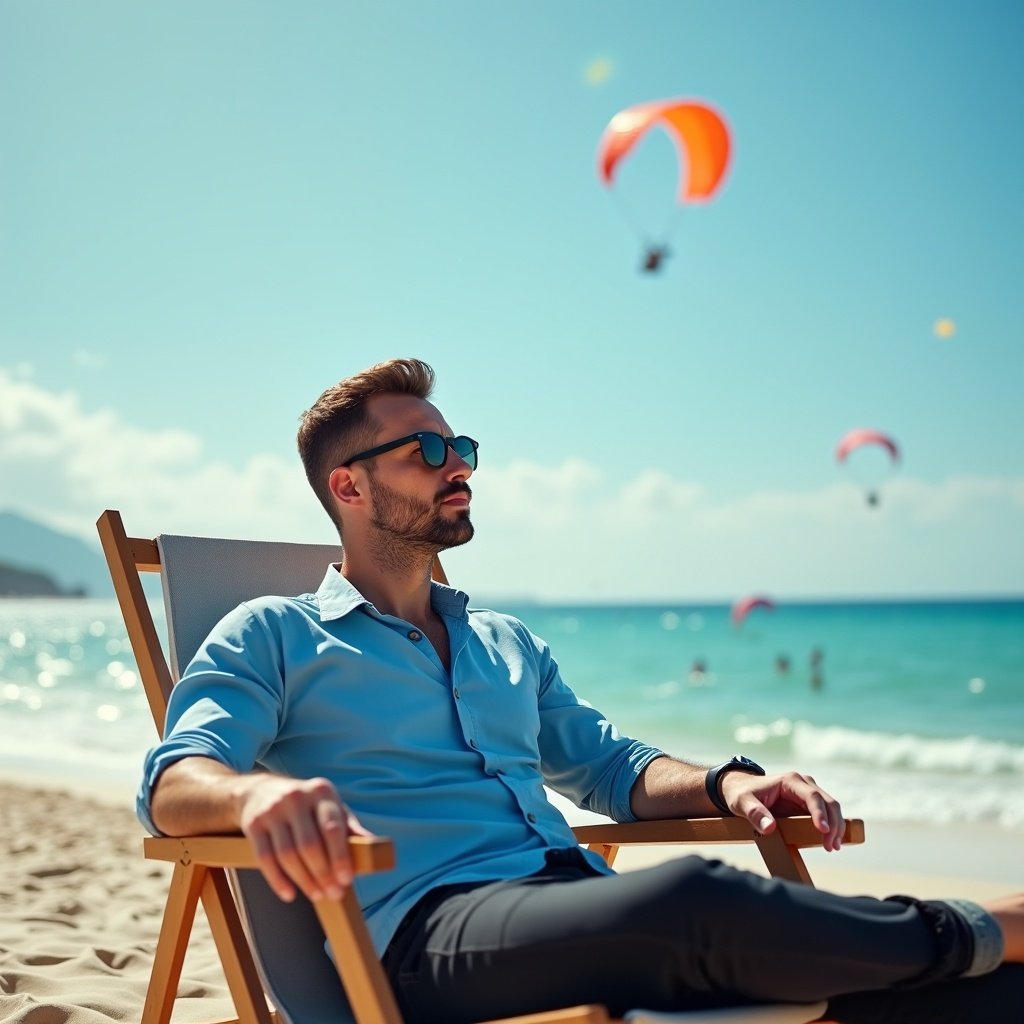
[705,755,766,816]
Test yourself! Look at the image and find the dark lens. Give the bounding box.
[418,433,447,467]
[451,436,478,469]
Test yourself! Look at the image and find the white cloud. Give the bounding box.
[1,369,1022,601]
[0,368,328,545]
[482,457,602,529]
[455,467,1024,601]
[886,475,1024,524]
[615,469,706,524]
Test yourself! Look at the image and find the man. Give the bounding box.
[139,358,1022,1023]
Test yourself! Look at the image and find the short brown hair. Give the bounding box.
[297,358,436,530]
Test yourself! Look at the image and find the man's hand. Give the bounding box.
[626,755,844,851]
[150,758,374,904]
[239,775,374,903]
[720,770,845,852]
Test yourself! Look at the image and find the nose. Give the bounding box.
[445,446,474,479]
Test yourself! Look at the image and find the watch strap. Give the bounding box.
[705,755,766,816]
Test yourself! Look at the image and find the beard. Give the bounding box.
[366,471,475,567]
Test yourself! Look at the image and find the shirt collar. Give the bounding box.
[315,563,471,622]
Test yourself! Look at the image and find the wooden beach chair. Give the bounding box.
[96,508,864,1024]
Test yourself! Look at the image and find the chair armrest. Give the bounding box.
[573,815,864,849]
[143,833,395,874]
[574,816,866,883]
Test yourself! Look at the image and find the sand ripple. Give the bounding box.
[0,782,235,1024]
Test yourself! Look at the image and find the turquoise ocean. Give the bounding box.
[1,596,1022,839]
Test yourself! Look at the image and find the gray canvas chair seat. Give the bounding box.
[231,867,353,1024]
[98,509,859,1024]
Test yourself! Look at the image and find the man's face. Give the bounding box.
[359,394,475,552]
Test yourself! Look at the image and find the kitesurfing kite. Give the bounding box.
[835,428,900,508]
[731,594,776,628]
[597,98,731,274]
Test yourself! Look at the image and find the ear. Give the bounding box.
[328,466,364,510]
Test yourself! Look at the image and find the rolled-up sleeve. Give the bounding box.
[531,629,664,822]
[136,603,285,835]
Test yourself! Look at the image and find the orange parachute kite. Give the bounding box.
[835,428,900,508]
[597,98,731,273]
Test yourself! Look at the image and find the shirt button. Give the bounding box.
[527,812,537,823]
[453,687,460,699]
[469,738,478,749]
[408,630,422,641]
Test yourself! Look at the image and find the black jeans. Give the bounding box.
[382,849,1021,1024]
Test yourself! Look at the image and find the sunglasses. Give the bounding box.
[342,431,479,470]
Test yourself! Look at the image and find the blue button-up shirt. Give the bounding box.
[138,567,665,954]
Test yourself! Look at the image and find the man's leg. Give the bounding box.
[384,853,1005,1024]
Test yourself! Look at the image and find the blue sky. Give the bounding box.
[2,1,1022,601]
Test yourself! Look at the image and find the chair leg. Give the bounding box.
[753,830,813,885]
[143,862,207,1024]
[201,868,275,1024]
[584,843,620,868]
[315,889,404,1024]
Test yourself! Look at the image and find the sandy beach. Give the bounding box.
[0,774,1018,1024]
[0,778,236,1024]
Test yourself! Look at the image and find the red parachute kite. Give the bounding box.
[836,429,900,508]
[731,594,776,628]
[597,99,731,274]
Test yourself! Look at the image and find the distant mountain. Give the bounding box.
[0,561,85,597]
[0,510,114,597]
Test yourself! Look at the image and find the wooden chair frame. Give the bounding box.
[97,509,863,1024]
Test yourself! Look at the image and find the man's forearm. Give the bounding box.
[151,757,368,903]
[150,756,262,836]
[630,755,718,819]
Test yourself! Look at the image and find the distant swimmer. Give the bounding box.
[688,657,708,686]
[810,646,825,691]
[775,653,791,675]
